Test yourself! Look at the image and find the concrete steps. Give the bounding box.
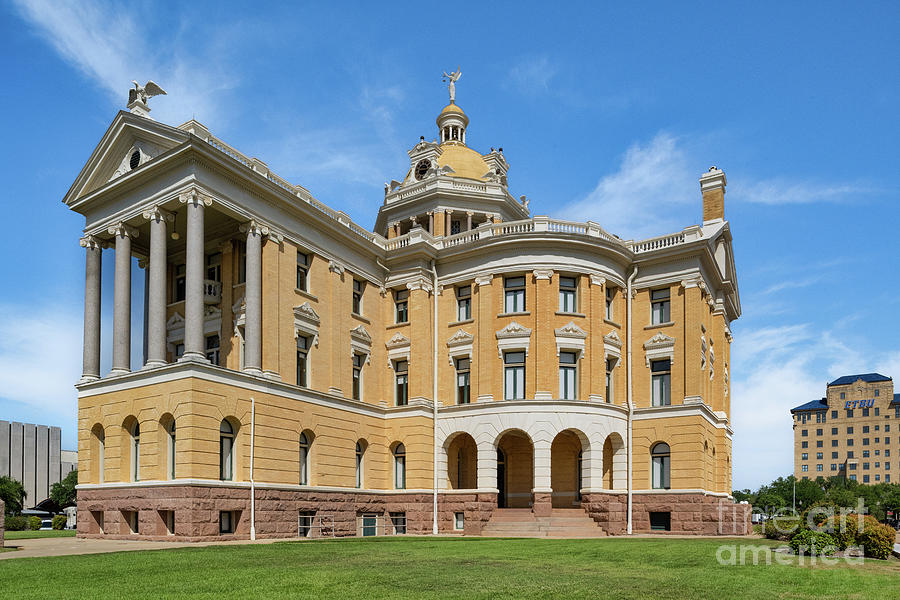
[481,508,605,538]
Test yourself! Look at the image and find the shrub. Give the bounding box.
[4,515,27,531]
[789,529,837,556]
[51,515,67,530]
[818,513,859,550]
[764,516,800,540]
[801,501,838,528]
[858,521,896,559]
[28,516,42,530]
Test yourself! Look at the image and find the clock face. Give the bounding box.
[414,159,431,180]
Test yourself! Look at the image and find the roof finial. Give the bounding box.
[442,67,461,104]
[127,80,167,117]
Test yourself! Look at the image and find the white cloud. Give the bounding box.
[507,56,558,94]
[12,0,234,125]
[561,132,697,240]
[730,178,871,205]
[0,303,81,418]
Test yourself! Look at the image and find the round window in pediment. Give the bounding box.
[129,150,141,170]
[414,159,431,180]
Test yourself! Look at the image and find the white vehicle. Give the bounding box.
[39,519,53,531]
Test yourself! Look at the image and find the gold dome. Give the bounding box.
[436,144,489,181]
[436,103,469,126]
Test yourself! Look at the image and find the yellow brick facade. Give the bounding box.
[67,96,745,539]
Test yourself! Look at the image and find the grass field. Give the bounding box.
[0,536,896,599]
[3,530,77,540]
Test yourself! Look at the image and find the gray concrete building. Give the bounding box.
[0,421,76,508]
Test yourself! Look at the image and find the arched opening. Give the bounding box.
[496,430,533,508]
[651,442,671,490]
[122,417,140,482]
[299,430,314,485]
[90,424,105,484]
[551,430,584,508]
[160,413,175,480]
[445,433,477,490]
[220,419,236,481]
[392,442,406,489]
[603,432,625,489]
[355,438,367,488]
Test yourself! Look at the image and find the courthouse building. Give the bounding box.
[791,373,900,484]
[66,80,748,540]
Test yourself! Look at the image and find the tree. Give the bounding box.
[0,475,26,515]
[50,470,78,508]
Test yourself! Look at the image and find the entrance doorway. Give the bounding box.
[497,448,506,508]
[496,430,534,508]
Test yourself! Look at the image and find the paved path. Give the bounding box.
[0,536,300,560]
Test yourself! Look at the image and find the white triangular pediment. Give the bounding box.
[293,302,321,325]
[350,325,372,344]
[604,330,622,348]
[385,332,411,349]
[447,329,474,347]
[554,321,586,339]
[166,312,184,330]
[63,112,189,207]
[644,332,676,350]
[496,321,532,339]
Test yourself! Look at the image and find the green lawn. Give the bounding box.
[0,537,896,599]
[4,530,77,540]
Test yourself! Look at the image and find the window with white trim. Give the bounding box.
[353,279,364,315]
[220,420,234,481]
[559,276,577,313]
[395,360,409,406]
[605,358,615,403]
[605,287,615,320]
[394,289,409,323]
[651,359,671,407]
[352,353,364,400]
[296,335,310,387]
[297,251,310,291]
[651,288,671,324]
[205,334,220,366]
[299,432,311,485]
[504,351,526,400]
[559,351,577,400]
[456,357,471,404]
[651,442,670,489]
[504,276,526,313]
[456,285,471,321]
[393,443,406,489]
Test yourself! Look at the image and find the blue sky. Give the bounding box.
[1,1,898,490]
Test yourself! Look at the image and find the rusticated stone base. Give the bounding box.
[77,486,497,542]
[581,492,752,536]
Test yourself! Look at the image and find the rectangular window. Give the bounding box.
[874,408,879,416]
[296,252,309,291]
[863,475,870,483]
[846,409,853,418]
[559,351,578,400]
[832,427,838,435]
[863,426,869,433]
[875,389,880,397]
[650,288,671,324]
[394,289,409,323]
[847,426,853,434]
[847,439,854,446]
[847,451,854,458]
[863,438,869,446]
[395,360,409,406]
[831,440,838,447]
[801,465,808,472]
[816,464,823,472]
[352,353,363,401]
[831,464,837,471]
[353,279,365,315]
[205,334,220,366]
[849,474,856,481]
[454,512,464,531]
[831,410,837,419]
[450,220,461,235]
[605,287,615,320]
[504,276,526,313]
[174,263,186,302]
[559,276,577,313]
[219,511,234,534]
[862,408,870,417]
[816,428,822,436]
[840,392,846,399]
[456,358,471,404]
[504,351,526,400]
[456,286,471,321]
[126,510,139,534]
[831,452,838,459]
[649,512,671,531]
[801,441,808,448]
[162,510,175,536]
[802,430,808,436]
[296,336,309,387]
[816,441,823,448]
[801,453,808,460]
[390,512,407,535]
[816,452,823,459]
[651,359,671,407]
[206,252,221,283]
[605,358,615,403]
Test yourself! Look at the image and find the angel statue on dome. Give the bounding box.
[442,67,461,103]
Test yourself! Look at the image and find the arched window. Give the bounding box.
[393,443,406,489]
[92,425,105,484]
[299,432,311,485]
[220,420,235,481]
[355,440,366,488]
[167,419,176,480]
[651,442,671,489]
[131,421,141,482]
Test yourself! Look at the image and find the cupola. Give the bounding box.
[437,103,469,144]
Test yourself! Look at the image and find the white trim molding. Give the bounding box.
[350,325,372,362]
[293,302,321,346]
[446,329,474,365]
[643,331,675,367]
[554,321,586,358]
[385,331,411,367]
[495,321,532,358]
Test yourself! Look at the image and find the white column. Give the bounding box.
[445,210,452,235]
[143,206,172,368]
[79,236,102,381]
[427,211,434,234]
[179,191,211,362]
[476,439,497,490]
[532,439,552,493]
[241,220,264,374]
[466,211,473,231]
[108,223,137,375]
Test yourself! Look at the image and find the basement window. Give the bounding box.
[649,512,671,532]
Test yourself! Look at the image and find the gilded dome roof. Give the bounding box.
[436,144,489,181]
[436,103,469,126]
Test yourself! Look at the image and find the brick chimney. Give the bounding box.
[699,166,726,223]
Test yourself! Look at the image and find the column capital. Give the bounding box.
[589,274,606,287]
[79,235,106,250]
[533,269,554,281]
[179,189,213,207]
[474,273,493,286]
[466,211,474,217]
[240,219,269,238]
[107,223,139,239]
[142,205,174,223]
